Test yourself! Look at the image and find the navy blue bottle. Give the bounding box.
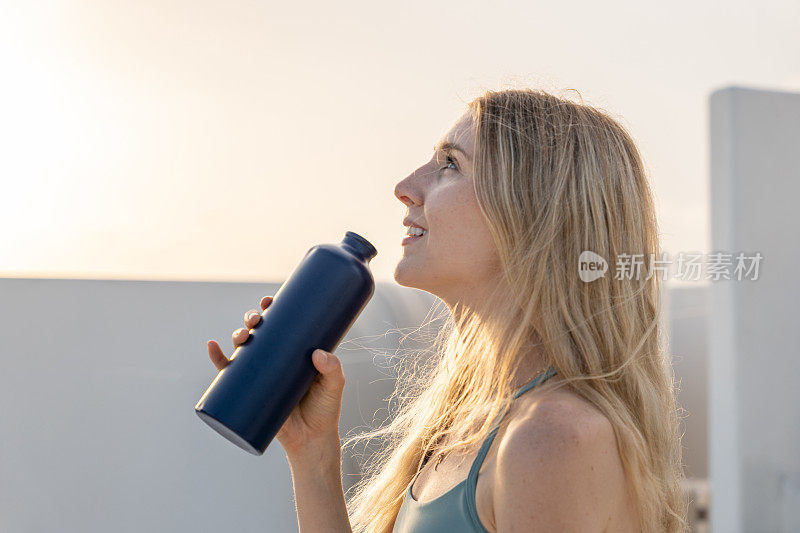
[195,231,377,455]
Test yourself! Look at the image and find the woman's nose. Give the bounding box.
[394,171,421,206]
[395,160,434,203]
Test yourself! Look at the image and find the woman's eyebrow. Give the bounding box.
[433,141,470,160]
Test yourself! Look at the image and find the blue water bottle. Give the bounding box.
[195,231,377,455]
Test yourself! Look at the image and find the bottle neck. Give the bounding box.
[342,231,377,262]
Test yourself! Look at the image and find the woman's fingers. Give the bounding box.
[208,296,274,372]
[244,308,261,329]
[207,340,230,371]
[232,327,249,347]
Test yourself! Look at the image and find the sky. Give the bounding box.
[1,0,798,283]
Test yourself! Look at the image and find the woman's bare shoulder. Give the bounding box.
[517,386,610,431]
[509,386,620,477]
[489,387,624,530]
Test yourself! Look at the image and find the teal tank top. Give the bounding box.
[392,367,558,533]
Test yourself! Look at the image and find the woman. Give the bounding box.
[208,88,688,532]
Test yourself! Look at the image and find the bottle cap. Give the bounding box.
[342,231,378,261]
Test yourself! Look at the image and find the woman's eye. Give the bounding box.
[440,154,458,172]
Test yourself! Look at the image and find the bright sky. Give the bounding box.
[1,0,798,283]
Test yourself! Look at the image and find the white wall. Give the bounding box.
[667,284,709,480]
[709,86,800,532]
[0,277,437,532]
[0,275,717,532]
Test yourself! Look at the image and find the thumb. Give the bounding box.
[312,349,345,392]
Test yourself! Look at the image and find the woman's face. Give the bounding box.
[393,111,502,310]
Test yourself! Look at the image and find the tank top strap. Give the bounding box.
[461,366,558,527]
[465,366,558,485]
[512,366,559,399]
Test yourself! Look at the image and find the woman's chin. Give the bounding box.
[393,260,423,288]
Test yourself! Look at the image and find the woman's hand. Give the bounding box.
[206,295,346,459]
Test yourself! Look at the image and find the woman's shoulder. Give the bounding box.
[489,387,624,529]
[515,385,611,435]
[502,386,617,465]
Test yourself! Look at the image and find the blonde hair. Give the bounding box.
[343,87,688,532]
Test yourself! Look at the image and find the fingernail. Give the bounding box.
[248,311,259,321]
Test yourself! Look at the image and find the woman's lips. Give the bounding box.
[402,232,426,246]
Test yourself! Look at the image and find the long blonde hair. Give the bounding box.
[343,87,688,532]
